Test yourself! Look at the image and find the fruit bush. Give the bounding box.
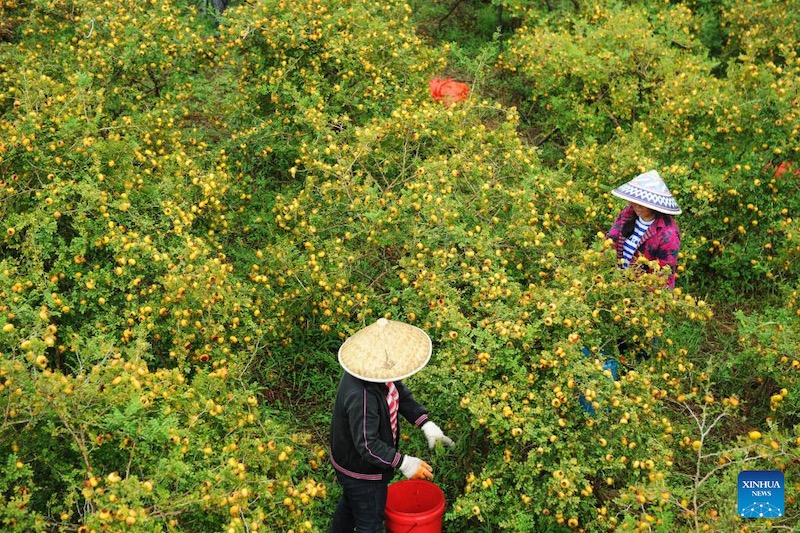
[0,0,327,531]
[0,345,328,531]
[497,0,800,296]
[1,0,799,532]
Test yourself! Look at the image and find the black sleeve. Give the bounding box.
[395,380,429,427]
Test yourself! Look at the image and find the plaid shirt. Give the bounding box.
[607,204,681,288]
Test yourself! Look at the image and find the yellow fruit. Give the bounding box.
[748,430,762,440]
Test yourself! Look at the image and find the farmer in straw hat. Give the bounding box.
[329,318,454,533]
[607,169,682,289]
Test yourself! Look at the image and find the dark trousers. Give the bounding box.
[329,472,388,533]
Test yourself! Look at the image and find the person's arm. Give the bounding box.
[343,388,402,470]
[395,380,428,428]
[653,224,681,288]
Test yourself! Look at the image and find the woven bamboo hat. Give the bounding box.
[611,170,682,215]
[338,318,432,382]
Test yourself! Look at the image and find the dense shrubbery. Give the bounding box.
[0,0,798,532]
[497,1,800,297]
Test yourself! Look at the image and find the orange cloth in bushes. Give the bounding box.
[429,78,469,106]
[766,160,800,178]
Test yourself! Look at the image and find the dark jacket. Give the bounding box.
[330,372,429,482]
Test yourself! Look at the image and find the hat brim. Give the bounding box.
[338,319,432,383]
[611,188,682,215]
[338,351,431,383]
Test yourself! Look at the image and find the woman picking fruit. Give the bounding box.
[607,169,682,289]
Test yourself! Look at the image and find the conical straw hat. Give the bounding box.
[611,170,682,215]
[338,318,432,382]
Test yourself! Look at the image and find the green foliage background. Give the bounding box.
[0,0,798,531]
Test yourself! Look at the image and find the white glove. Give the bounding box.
[421,422,455,449]
[399,456,433,480]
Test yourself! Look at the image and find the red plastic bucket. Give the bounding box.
[385,479,445,533]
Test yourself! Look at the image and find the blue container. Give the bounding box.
[579,348,619,415]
